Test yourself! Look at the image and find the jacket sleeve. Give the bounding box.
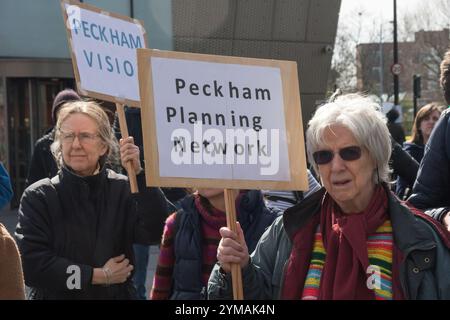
[150,213,177,300]
[0,224,25,299]
[15,186,94,293]
[132,172,168,245]
[208,216,286,300]
[409,111,450,211]
[390,138,419,187]
[0,163,13,210]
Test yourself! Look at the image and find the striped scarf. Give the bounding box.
[302,220,393,300]
[195,196,228,286]
[281,185,405,299]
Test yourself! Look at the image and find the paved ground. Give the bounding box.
[0,206,159,298]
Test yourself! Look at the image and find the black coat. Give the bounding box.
[16,166,167,299]
[409,108,450,222]
[26,129,58,187]
[403,142,425,163]
[390,138,419,186]
[395,142,424,199]
[388,122,406,146]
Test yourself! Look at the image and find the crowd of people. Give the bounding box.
[1,48,450,300]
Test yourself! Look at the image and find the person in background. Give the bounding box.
[409,49,450,232]
[389,138,419,190]
[150,188,279,300]
[0,163,25,299]
[26,89,81,187]
[16,101,167,299]
[262,170,321,212]
[386,108,406,146]
[396,103,443,199]
[209,94,450,300]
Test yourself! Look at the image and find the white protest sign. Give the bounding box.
[138,49,308,191]
[61,0,147,106]
[152,57,289,180]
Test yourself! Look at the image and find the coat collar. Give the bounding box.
[283,187,325,241]
[283,185,443,253]
[387,191,436,253]
[59,161,108,190]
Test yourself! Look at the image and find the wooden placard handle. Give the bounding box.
[116,103,139,193]
[224,188,244,300]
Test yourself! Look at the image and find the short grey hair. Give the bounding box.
[51,100,119,169]
[306,93,391,184]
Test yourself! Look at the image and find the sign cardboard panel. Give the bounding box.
[61,0,148,106]
[138,49,308,191]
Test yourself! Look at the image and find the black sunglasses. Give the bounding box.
[312,146,362,165]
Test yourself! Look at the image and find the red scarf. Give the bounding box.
[194,191,245,228]
[282,186,404,300]
[319,186,387,299]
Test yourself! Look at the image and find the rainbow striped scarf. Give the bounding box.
[301,220,393,300]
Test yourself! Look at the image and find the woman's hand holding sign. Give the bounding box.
[120,137,142,174]
[216,222,250,273]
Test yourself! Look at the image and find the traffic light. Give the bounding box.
[413,74,421,98]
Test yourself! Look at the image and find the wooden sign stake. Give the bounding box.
[116,103,138,193]
[224,188,244,300]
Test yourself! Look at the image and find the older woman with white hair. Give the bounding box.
[208,93,450,300]
[16,101,167,299]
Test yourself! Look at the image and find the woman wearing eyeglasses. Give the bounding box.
[208,93,450,300]
[16,101,167,299]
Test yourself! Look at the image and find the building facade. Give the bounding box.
[356,29,449,104]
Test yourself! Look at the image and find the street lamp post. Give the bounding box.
[393,0,399,105]
[379,24,384,99]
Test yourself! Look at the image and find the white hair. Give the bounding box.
[306,93,392,184]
